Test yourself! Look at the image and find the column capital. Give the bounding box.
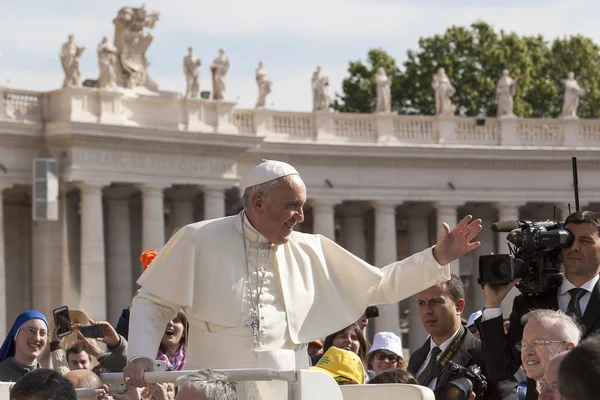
[309,198,339,210]
[371,200,397,215]
[138,183,169,197]
[75,181,107,195]
[202,186,226,198]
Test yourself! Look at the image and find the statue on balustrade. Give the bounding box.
[375,67,391,113]
[312,66,330,112]
[561,71,585,118]
[432,67,455,116]
[112,6,160,91]
[97,36,118,89]
[255,61,273,108]
[211,48,230,100]
[59,34,85,88]
[183,47,201,99]
[496,69,517,117]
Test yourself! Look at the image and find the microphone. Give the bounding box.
[491,220,520,232]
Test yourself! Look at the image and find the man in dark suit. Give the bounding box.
[477,210,600,400]
[408,274,516,399]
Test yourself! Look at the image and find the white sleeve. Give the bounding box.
[372,246,451,305]
[127,289,179,362]
[481,307,503,321]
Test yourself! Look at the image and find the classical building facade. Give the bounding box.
[1,86,599,352]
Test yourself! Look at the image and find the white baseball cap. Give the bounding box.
[368,331,403,359]
[241,160,299,191]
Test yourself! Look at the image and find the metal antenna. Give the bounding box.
[572,157,580,212]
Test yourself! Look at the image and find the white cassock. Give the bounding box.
[129,212,450,398]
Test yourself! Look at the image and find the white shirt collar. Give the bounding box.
[429,326,462,353]
[241,212,271,245]
[559,274,599,296]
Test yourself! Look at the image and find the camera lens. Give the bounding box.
[489,258,513,281]
[438,378,473,400]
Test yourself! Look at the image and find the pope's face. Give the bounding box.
[259,175,306,245]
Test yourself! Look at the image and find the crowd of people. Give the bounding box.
[1,160,599,400]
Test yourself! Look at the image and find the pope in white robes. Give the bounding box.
[124,160,483,396]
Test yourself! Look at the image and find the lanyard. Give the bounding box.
[425,326,467,384]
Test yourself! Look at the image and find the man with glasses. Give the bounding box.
[477,210,600,400]
[518,309,581,397]
[408,274,516,399]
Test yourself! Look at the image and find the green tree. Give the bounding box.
[333,21,600,118]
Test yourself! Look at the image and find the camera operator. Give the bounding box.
[408,274,517,399]
[477,210,600,400]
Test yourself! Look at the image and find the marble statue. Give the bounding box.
[311,66,323,111]
[97,36,118,89]
[561,71,585,118]
[59,34,85,88]
[496,69,517,117]
[255,61,273,108]
[312,66,330,112]
[183,47,201,99]
[375,67,391,113]
[432,68,455,116]
[210,49,230,100]
[112,6,160,91]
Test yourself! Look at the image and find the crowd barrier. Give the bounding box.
[0,369,435,400]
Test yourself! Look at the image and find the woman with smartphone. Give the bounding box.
[0,310,48,382]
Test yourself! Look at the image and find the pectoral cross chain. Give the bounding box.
[245,309,260,344]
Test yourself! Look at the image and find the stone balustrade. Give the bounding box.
[2,86,600,147]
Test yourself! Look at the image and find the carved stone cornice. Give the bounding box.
[44,121,262,158]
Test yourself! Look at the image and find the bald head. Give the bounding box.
[65,369,103,389]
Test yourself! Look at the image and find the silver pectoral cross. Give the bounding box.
[245,309,260,344]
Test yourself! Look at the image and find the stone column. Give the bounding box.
[435,201,461,276]
[171,187,198,232]
[31,190,64,321]
[78,182,107,320]
[406,205,432,353]
[0,186,6,336]
[311,199,337,241]
[373,201,400,335]
[495,202,521,318]
[139,184,167,252]
[340,203,369,260]
[105,187,134,324]
[203,186,226,220]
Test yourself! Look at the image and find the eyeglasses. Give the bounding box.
[538,382,559,395]
[515,339,565,352]
[374,352,399,363]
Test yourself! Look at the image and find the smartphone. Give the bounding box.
[154,360,166,372]
[79,325,104,339]
[53,306,71,338]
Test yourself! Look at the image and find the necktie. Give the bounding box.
[418,346,442,386]
[566,288,587,320]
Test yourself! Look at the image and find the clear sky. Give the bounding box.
[0,0,596,111]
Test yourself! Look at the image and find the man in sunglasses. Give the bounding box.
[408,274,517,399]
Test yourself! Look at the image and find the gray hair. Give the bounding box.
[174,370,238,400]
[241,177,285,209]
[521,309,582,345]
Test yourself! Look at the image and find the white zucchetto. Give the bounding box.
[241,160,299,191]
